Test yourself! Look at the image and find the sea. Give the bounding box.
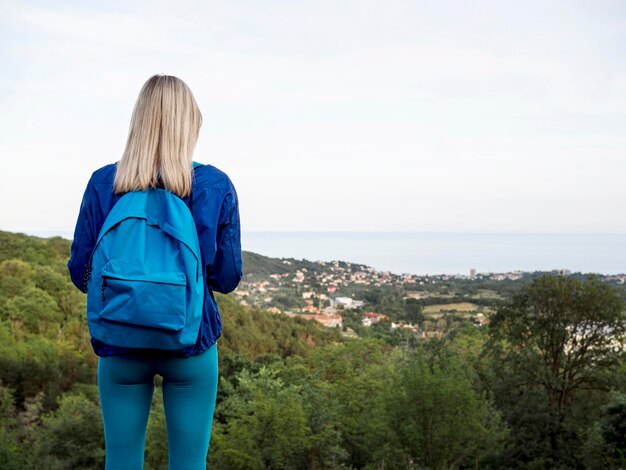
[241,232,626,276]
[19,230,626,277]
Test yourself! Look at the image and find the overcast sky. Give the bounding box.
[1,0,625,236]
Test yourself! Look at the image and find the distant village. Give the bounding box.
[234,258,626,339]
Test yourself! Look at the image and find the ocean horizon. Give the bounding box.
[242,231,626,276]
[18,229,626,277]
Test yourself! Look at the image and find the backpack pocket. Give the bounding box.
[99,260,188,332]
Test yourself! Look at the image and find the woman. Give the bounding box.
[67,74,243,469]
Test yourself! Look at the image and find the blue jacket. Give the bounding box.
[67,161,243,357]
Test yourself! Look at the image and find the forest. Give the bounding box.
[0,229,625,469]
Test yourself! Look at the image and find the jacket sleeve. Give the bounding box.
[206,184,243,294]
[67,178,97,293]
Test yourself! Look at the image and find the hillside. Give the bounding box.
[242,249,368,278]
[1,229,624,469]
[0,230,341,403]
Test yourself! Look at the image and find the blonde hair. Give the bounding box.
[113,75,202,198]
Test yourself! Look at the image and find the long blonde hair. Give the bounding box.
[113,75,202,198]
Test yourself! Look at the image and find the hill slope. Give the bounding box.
[0,229,342,409]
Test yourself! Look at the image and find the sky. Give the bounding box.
[1,0,625,237]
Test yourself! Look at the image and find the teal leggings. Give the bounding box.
[97,343,219,470]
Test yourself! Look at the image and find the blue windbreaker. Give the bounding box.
[67,161,243,357]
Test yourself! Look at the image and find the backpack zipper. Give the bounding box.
[82,263,92,293]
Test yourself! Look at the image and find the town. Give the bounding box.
[235,254,626,339]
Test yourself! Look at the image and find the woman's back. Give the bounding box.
[67,160,242,357]
[67,74,242,469]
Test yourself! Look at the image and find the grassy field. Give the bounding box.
[467,290,503,299]
[422,302,481,313]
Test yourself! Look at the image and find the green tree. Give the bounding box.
[2,286,63,334]
[484,274,626,468]
[0,259,34,299]
[377,348,502,469]
[597,392,626,467]
[0,384,27,470]
[404,298,424,323]
[33,388,105,469]
[210,367,312,469]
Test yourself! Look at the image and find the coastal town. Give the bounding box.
[235,255,626,338]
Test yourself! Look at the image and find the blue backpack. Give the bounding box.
[84,162,204,350]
